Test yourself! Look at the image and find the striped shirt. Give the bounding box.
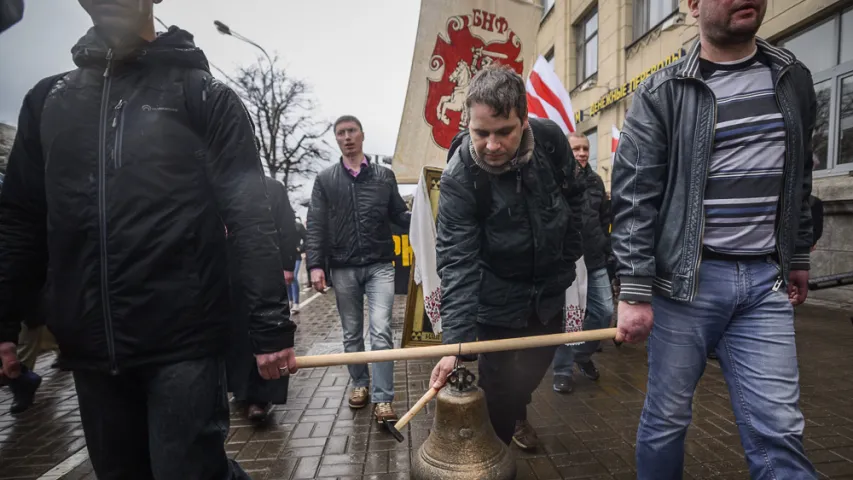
[700,51,785,255]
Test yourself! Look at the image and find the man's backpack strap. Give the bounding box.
[451,132,492,222]
[29,72,68,160]
[530,118,574,198]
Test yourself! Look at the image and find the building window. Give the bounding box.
[545,47,555,69]
[633,0,678,41]
[576,8,598,85]
[779,6,853,174]
[541,0,555,19]
[586,128,599,172]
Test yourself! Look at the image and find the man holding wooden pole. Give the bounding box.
[611,0,817,476]
[427,64,586,446]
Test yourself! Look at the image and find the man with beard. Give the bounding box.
[612,0,817,477]
[0,1,296,478]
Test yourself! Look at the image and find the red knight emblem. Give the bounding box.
[424,9,524,150]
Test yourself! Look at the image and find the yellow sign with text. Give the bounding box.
[393,234,414,267]
[574,49,685,124]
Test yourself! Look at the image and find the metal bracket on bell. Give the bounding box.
[448,364,476,391]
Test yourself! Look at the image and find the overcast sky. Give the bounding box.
[0,0,421,202]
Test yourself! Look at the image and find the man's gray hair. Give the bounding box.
[464,64,528,119]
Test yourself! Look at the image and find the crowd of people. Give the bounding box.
[0,0,825,479]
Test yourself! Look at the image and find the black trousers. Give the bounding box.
[477,317,562,445]
[73,356,250,480]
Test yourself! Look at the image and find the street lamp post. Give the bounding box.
[214,20,278,155]
[214,20,275,71]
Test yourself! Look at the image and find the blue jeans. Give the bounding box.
[636,258,816,480]
[330,263,396,403]
[553,267,614,376]
[289,258,301,304]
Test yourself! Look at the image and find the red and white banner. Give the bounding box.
[522,56,586,340]
[526,55,576,134]
[612,125,620,154]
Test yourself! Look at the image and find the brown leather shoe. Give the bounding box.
[512,420,540,451]
[247,403,273,422]
[349,387,369,409]
[373,402,398,424]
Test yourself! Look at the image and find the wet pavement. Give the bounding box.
[1,290,852,479]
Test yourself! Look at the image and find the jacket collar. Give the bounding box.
[677,36,796,80]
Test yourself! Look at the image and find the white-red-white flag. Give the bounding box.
[526,56,575,134]
[611,125,621,154]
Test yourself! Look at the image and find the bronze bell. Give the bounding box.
[411,365,516,480]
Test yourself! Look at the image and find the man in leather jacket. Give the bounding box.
[612,0,817,477]
[429,64,584,446]
[305,115,411,424]
[0,1,295,478]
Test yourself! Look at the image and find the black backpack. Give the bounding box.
[445,124,573,221]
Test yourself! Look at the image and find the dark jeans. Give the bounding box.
[477,316,562,444]
[73,356,250,480]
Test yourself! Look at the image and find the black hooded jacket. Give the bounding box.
[0,27,295,372]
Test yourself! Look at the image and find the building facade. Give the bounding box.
[535,0,853,307]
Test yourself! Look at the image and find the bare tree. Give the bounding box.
[225,56,332,193]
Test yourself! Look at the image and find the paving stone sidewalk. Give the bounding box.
[1,290,852,479]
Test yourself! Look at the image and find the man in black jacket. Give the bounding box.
[428,64,584,445]
[612,0,816,477]
[226,176,300,423]
[0,1,295,478]
[305,115,411,424]
[551,131,613,396]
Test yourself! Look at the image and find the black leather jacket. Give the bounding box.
[612,38,815,303]
[305,160,411,271]
[437,118,585,345]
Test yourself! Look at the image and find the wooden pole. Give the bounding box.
[394,387,439,431]
[295,328,618,369]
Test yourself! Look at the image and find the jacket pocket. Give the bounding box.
[478,269,510,306]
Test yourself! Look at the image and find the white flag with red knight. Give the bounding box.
[525,57,587,342]
[391,0,542,184]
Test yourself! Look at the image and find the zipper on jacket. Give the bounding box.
[772,65,795,290]
[99,49,119,375]
[112,99,126,169]
[687,80,717,302]
[350,183,363,252]
[516,170,522,193]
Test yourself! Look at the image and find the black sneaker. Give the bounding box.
[577,361,600,381]
[553,375,573,394]
[9,370,42,414]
